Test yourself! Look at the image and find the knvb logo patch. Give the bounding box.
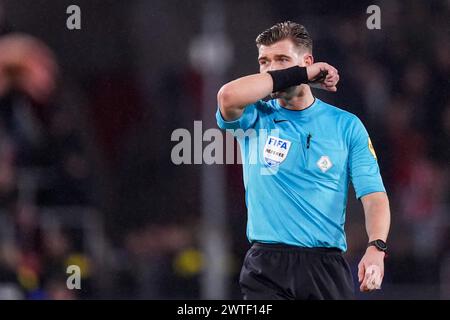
[317,156,333,173]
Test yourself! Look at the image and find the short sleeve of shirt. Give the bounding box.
[216,102,259,131]
[349,116,386,199]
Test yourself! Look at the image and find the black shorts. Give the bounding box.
[239,242,355,300]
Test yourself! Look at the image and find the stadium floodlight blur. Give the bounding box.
[188,0,234,300]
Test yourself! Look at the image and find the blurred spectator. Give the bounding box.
[0,33,96,299]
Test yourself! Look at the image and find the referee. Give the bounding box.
[216,21,390,300]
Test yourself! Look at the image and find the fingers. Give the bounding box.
[308,62,340,92]
[367,265,383,290]
[358,262,365,283]
[360,265,383,292]
[319,78,338,92]
[358,262,370,292]
[321,84,337,92]
[325,73,339,85]
[360,279,368,292]
[327,86,337,92]
[323,64,338,77]
[324,70,339,84]
[321,65,339,91]
[359,266,371,292]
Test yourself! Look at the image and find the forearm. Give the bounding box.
[217,73,274,121]
[361,192,391,242]
[217,63,338,121]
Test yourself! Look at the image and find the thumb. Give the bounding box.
[358,262,365,283]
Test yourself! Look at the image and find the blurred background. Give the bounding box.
[0,0,448,299]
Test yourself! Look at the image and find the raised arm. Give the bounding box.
[217,62,339,121]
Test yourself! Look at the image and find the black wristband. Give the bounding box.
[267,66,308,93]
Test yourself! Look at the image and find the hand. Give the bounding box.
[306,62,339,92]
[358,246,385,292]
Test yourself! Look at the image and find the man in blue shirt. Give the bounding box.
[216,21,391,299]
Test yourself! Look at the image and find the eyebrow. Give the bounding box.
[258,54,292,61]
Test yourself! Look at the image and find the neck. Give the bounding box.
[278,84,315,110]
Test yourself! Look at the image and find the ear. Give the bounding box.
[303,53,314,66]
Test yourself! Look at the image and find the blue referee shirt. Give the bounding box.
[216,98,386,251]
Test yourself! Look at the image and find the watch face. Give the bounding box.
[375,240,387,250]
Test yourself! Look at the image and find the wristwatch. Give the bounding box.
[368,239,388,253]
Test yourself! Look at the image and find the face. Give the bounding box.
[258,38,312,73]
[258,38,313,99]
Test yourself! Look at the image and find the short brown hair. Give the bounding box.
[256,21,313,53]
